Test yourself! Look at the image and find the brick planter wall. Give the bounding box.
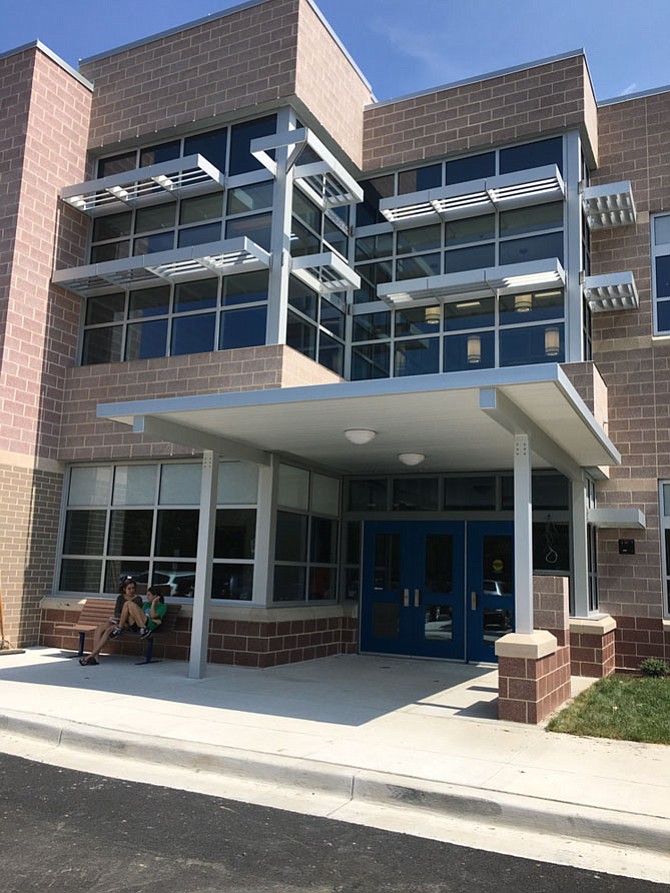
[40,603,358,667]
[570,626,616,677]
[613,616,670,673]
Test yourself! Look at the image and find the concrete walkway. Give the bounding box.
[1,648,669,883]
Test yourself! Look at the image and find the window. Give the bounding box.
[652,213,670,334]
[59,461,258,600]
[659,482,670,615]
[273,465,340,603]
[286,278,345,375]
[81,271,269,365]
[350,288,564,380]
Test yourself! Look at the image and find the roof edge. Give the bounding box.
[366,48,586,110]
[79,0,267,65]
[0,40,93,90]
[599,83,670,107]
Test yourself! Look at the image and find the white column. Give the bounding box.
[514,434,534,634]
[251,458,276,604]
[571,476,590,617]
[188,450,219,680]
[265,107,295,346]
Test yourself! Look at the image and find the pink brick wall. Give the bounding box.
[0,47,90,462]
[587,94,670,624]
[362,55,597,172]
[294,0,372,167]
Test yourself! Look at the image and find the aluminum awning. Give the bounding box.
[379,165,565,226]
[97,363,620,480]
[582,181,636,230]
[61,155,225,216]
[377,259,565,306]
[583,272,639,312]
[52,238,270,297]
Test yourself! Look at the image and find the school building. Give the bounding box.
[2,0,669,721]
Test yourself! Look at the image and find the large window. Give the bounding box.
[659,482,670,615]
[356,137,563,227]
[59,461,258,600]
[652,213,670,334]
[273,465,340,603]
[354,202,564,305]
[351,288,565,379]
[81,271,269,364]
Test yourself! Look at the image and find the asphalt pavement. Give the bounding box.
[0,647,669,883]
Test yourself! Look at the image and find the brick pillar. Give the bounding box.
[569,616,616,677]
[495,576,572,724]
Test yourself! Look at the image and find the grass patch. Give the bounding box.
[547,675,670,745]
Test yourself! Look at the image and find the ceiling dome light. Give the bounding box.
[398,452,425,466]
[344,428,377,445]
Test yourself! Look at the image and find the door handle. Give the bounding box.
[402,588,410,607]
[470,590,477,611]
[414,588,420,607]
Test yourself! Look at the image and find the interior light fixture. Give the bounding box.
[424,305,441,325]
[398,452,426,466]
[344,428,377,445]
[514,293,533,312]
[544,327,560,357]
[467,334,482,364]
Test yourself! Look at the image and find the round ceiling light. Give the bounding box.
[344,428,377,445]
[398,452,426,466]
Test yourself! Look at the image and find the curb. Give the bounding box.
[2,709,670,855]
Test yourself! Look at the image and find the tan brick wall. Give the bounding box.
[587,94,670,621]
[362,54,597,172]
[59,344,341,462]
[533,575,569,646]
[0,462,63,647]
[294,0,372,168]
[80,0,301,149]
[0,47,90,463]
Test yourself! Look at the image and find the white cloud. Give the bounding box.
[620,82,639,95]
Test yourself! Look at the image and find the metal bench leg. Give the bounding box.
[135,635,160,666]
[78,631,86,657]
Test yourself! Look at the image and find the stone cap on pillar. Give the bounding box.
[495,629,557,659]
[569,615,616,636]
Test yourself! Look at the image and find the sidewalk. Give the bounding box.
[1,648,669,880]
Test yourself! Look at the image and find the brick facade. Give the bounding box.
[3,1,670,679]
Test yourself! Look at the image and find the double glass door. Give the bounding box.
[360,520,514,662]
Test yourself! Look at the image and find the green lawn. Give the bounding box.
[547,675,670,745]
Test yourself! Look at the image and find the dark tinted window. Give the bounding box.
[446,152,495,185]
[140,141,180,167]
[97,152,136,177]
[184,128,227,171]
[499,137,563,175]
[228,115,277,175]
[398,164,442,194]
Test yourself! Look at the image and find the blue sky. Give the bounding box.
[2,0,669,103]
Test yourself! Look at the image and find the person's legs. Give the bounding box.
[125,601,147,629]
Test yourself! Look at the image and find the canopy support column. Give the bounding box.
[188,450,219,679]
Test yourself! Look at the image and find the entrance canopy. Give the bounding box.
[97,364,619,479]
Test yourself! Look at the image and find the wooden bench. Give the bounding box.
[55,599,181,665]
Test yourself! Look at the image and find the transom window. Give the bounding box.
[60,462,259,600]
[80,271,269,364]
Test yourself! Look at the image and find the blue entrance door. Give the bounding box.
[360,521,466,660]
[466,521,515,663]
[361,520,515,662]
